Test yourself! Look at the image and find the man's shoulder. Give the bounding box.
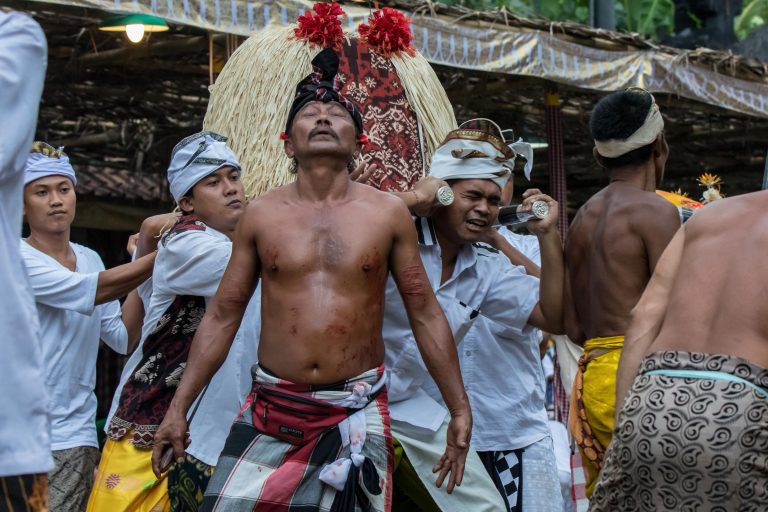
[353,183,407,211]
[70,242,104,268]
[161,218,223,250]
[687,191,763,230]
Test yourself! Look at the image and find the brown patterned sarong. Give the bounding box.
[590,351,768,512]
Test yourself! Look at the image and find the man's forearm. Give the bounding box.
[537,229,565,333]
[121,290,145,353]
[96,252,156,305]
[492,234,541,277]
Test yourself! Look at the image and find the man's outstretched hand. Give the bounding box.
[432,411,472,494]
[151,407,191,477]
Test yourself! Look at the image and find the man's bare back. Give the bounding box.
[566,182,679,343]
[244,182,405,383]
[646,192,768,369]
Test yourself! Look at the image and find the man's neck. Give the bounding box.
[435,229,462,285]
[193,215,236,241]
[295,159,351,202]
[26,229,73,265]
[608,162,656,191]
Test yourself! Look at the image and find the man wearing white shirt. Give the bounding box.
[90,131,259,512]
[383,119,565,510]
[20,142,156,511]
[0,10,50,511]
[464,175,564,511]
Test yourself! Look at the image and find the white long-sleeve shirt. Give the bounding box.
[21,241,128,451]
[455,229,550,451]
[383,218,540,431]
[0,11,51,476]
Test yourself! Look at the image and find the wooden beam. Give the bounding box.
[77,34,227,66]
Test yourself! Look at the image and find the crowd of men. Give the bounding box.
[2,9,766,512]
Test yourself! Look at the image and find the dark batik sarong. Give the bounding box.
[590,351,768,512]
[168,454,214,512]
[202,365,392,512]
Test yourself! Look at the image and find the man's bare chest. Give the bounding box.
[257,209,391,275]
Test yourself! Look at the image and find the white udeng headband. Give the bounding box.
[594,100,664,159]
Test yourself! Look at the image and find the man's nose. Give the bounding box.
[474,199,491,215]
[49,192,63,206]
[222,178,237,195]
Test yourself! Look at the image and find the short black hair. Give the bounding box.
[590,89,655,169]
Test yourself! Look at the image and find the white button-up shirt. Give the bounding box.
[383,218,539,431]
[22,241,128,451]
[455,229,550,451]
[107,224,260,466]
[0,11,51,476]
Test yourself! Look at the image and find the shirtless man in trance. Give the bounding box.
[564,88,680,496]
[152,48,470,511]
[590,191,768,511]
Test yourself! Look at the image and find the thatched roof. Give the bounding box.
[15,0,768,215]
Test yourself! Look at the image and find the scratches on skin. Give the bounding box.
[398,263,430,308]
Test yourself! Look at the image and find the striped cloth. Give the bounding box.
[202,365,392,512]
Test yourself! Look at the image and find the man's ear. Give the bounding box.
[178,196,194,214]
[592,146,606,169]
[283,138,295,159]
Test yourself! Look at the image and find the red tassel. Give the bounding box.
[358,8,415,57]
[279,132,289,140]
[357,134,370,147]
[294,2,345,51]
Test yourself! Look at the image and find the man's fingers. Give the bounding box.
[446,465,457,494]
[455,452,467,487]
[434,465,450,489]
[356,163,377,184]
[522,188,543,198]
[151,444,164,478]
[349,161,366,181]
[171,436,186,465]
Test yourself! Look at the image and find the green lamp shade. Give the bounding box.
[99,13,169,32]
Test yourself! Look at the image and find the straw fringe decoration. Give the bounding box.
[390,51,457,168]
[203,26,320,197]
[204,26,456,197]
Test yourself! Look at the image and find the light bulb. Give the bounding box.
[125,24,145,43]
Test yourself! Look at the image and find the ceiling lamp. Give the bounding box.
[99,14,169,43]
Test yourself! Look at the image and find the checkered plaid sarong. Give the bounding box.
[202,365,392,512]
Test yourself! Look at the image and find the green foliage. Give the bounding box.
[735,0,768,40]
[535,0,589,24]
[616,0,674,37]
[437,0,674,41]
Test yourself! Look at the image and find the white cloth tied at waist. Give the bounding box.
[319,372,388,491]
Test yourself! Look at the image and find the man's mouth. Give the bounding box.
[309,128,338,140]
[49,210,67,216]
[466,218,488,229]
[226,199,243,208]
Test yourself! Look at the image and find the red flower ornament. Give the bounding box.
[358,8,416,57]
[294,2,346,51]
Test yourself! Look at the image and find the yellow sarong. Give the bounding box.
[87,436,169,512]
[569,335,624,498]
